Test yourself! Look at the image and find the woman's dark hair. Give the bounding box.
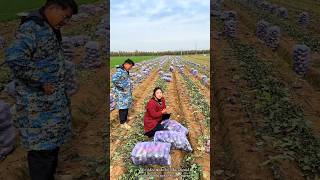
[45,0,78,14]
[123,59,135,66]
[153,87,163,97]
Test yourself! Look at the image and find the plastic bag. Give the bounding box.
[161,119,189,135]
[154,131,192,152]
[131,142,171,166]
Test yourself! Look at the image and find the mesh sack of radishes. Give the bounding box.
[154,130,192,152]
[161,119,189,136]
[0,100,15,158]
[131,142,171,166]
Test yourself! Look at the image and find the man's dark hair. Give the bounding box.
[123,59,135,66]
[45,0,78,14]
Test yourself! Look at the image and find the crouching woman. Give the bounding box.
[143,87,168,137]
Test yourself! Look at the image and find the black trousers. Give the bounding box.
[27,147,60,180]
[145,122,166,138]
[119,109,129,124]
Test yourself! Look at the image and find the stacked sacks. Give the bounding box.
[71,13,89,22]
[79,4,103,16]
[269,4,278,15]
[178,67,184,74]
[0,100,15,159]
[82,41,101,68]
[131,142,171,166]
[65,61,78,96]
[201,75,209,85]
[141,68,151,76]
[211,0,223,17]
[62,37,74,62]
[221,11,237,21]
[202,65,207,70]
[130,72,137,81]
[161,119,189,135]
[292,44,310,76]
[265,26,280,50]
[136,74,143,83]
[162,73,172,82]
[191,69,198,76]
[169,66,174,72]
[205,140,210,153]
[96,15,109,38]
[110,93,116,111]
[277,7,288,19]
[131,119,192,166]
[0,36,5,48]
[224,20,237,38]
[297,12,309,28]
[154,131,192,152]
[250,0,262,8]
[260,1,270,11]
[71,35,89,47]
[256,20,270,41]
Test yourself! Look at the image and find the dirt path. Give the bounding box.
[173,70,210,179]
[211,21,276,178]
[160,71,185,179]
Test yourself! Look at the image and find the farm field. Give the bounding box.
[183,54,210,66]
[0,1,108,179]
[212,0,320,179]
[110,55,158,68]
[109,55,210,179]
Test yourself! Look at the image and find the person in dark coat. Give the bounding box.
[5,0,78,179]
[112,59,134,129]
[144,87,169,137]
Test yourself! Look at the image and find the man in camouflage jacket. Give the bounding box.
[5,0,78,179]
[112,59,135,129]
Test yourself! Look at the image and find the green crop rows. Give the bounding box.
[181,154,203,180]
[228,38,320,178]
[181,74,210,127]
[231,0,320,52]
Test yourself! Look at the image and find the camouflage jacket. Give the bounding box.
[111,66,132,109]
[5,10,71,150]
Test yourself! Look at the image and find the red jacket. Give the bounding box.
[144,97,166,132]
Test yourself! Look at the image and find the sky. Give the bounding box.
[110,0,210,52]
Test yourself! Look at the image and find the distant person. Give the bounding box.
[112,59,135,129]
[144,87,170,138]
[5,0,78,179]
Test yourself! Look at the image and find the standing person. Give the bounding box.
[5,0,78,179]
[112,59,135,129]
[144,87,169,138]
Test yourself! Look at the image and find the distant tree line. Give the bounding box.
[110,50,210,56]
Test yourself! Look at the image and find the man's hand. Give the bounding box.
[161,108,167,114]
[43,83,55,95]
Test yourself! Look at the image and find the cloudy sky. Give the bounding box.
[110,0,210,52]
